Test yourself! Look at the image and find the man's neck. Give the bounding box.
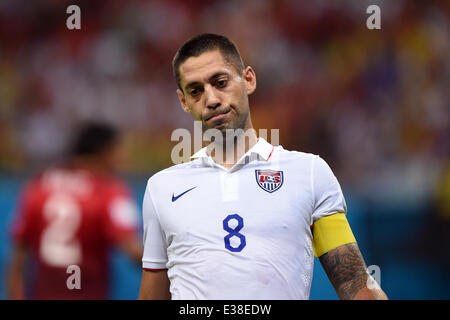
[205,128,258,169]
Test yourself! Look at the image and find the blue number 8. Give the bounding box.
[223,214,246,252]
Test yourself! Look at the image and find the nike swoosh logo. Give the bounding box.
[172,186,197,202]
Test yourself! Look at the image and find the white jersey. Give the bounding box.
[142,138,347,299]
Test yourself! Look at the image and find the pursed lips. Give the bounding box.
[205,109,231,122]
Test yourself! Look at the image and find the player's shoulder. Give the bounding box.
[38,165,130,197]
[274,145,336,177]
[146,161,198,188]
[275,145,320,165]
[18,171,46,200]
[25,166,61,190]
[88,171,134,199]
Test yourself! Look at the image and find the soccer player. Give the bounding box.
[7,122,142,299]
[138,34,388,300]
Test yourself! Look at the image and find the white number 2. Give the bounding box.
[39,193,82,267]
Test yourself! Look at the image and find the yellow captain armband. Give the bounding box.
[312,213,357,258]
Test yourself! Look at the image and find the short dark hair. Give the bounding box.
[70,122,118,157]
[172,33,245,91]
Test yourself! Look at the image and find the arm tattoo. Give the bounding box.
[319,243,369,300]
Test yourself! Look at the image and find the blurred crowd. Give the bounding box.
[0,0,448,207]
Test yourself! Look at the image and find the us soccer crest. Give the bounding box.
[255,170,284,193]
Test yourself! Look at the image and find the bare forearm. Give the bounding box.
[336,272,388,300]
[118,236,143,266]
[138,286,170,300]
[353,287,388,300]
[138,269,171,300]
[319,243,388,300]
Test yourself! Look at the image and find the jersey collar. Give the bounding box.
[249,137,275,161]
[190,137,275,167]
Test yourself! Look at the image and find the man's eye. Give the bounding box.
[189,89,200,96]
[217,79,227,88]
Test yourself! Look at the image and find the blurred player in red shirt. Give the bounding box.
[7,122,142,299]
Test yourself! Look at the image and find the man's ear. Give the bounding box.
[243,66,256,95]
[177,89,190,113]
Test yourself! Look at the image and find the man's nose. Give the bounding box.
[204,84,221,109]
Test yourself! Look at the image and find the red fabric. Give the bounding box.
[142,268,168,271]
[11,166,137,300]
[266,146,275,161]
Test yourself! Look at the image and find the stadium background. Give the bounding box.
[0,0,449,299]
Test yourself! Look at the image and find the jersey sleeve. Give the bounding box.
[142,180,168,270]
[310,155,356,257]
[103,184,139,243]
[311,155,347,223]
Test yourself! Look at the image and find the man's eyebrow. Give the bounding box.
[208,72,228,81]
[184,81,201,90]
